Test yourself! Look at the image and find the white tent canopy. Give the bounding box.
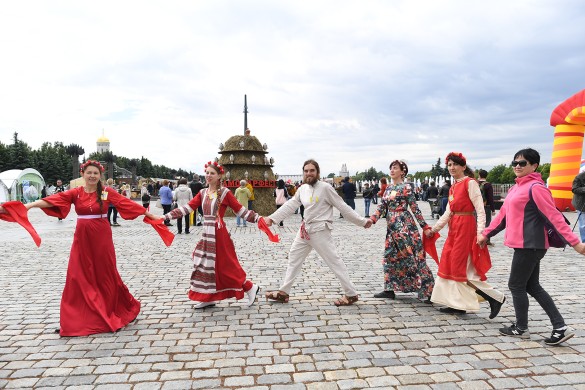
[0,168,46,203]
[0,180,9,203]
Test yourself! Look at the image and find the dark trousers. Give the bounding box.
[509,248,565,329]
[344,198,355,209]
[107,206,118,223]
[276,204,284,226]
[176,214,190,233]
[484,206,492,227]
[162,204,172,225]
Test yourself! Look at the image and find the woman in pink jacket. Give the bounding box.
[479,148,585,346]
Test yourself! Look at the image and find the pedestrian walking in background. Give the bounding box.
[362,183,375,217]
[478,169,496,245]
[189,176,204,226]
[159,180,174,226]
[571,170,585,242]
[141,183,151,209]
[106,178,120,226]
[234,180,252,227]
[246,181,255,211]
[173,178,193,234]
[274,179,289,226]
[480,148,585,346]
[438,179,451,216]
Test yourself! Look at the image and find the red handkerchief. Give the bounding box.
[0,201,42,247]
[143,217,175,247]
[472,240,492,281]
[257,217,280,243]
[422,231,440,265]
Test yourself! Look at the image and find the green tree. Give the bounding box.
[537,163,551,182]
[33,142,69,184]
[102,151,116,180]
[486,164,507,183]
[327,172,335,178]
[66,143,85,180]
[500,166,516,184]
[0,141,9,172]
[8,132,32,170]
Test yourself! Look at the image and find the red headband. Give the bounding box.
[80,160,105,174]
[205,161,225,175]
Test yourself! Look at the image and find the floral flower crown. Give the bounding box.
[80,160,105,174]
[205,161,225,175]
[445,152,466,166]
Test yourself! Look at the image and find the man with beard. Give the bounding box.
[263,159,373,306]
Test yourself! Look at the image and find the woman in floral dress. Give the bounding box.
[370,160,434,302]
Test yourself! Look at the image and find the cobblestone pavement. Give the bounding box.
[1,200,585,389]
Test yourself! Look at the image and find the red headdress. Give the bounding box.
[445,152,467,166]
[204,161,225,175]
[80,160,105,174]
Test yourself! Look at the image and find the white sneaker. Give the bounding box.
[245,284,260,307]
[193,301,217,309]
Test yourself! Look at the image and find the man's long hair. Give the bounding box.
[302,159,321,182]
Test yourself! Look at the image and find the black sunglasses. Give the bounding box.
[511,160,529,167]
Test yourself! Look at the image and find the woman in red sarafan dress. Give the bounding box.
[425,152,505,318]
[24,161,159,336]
[163,161,261,309]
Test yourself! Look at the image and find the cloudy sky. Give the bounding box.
[1,1,584,177]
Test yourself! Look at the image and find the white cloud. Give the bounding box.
[1,0,584,177]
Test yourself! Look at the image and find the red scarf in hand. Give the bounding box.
[257,217,280,243]
[143,217,175,247]
[472,239,491,281]
[422,231,440,265]
[0,201,42,247]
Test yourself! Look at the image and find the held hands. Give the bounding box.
[144,211,164,220]
[573,242,585,255]
[477,234,488,248]
[263,217,273,227]
[424,228,434,237]
[364,219,373,229]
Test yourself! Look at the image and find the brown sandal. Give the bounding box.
[334,295,359,306]
[265,290,289,303]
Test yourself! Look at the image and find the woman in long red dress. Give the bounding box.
[425,152,505,318]
[163,161,261,309]
[23,160,159,336]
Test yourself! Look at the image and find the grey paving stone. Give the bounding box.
[2,204,585,389]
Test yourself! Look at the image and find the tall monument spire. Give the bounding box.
[243,94,248,134]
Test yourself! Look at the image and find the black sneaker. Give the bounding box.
[499,323,530,339]
[544,328,574,346]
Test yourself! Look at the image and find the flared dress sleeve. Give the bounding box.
[107,187,147,220]
[41,188,77,218]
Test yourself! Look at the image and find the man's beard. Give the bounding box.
[304,175,319,185]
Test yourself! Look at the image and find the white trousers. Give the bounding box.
[279,228,357,296]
